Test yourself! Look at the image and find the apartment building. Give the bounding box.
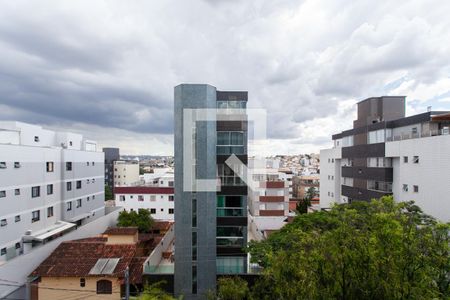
[320,97,450,221]
[0,122,105,262]
[248,168,290,239]
[113,160,139,186]
[174,84,248,299]
[115,186,174,220]
[103,147,120,195]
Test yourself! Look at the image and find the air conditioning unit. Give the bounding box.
[25,230,32,235]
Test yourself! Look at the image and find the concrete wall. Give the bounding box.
[319,147,342,209]
[0,208,121,299]
[174,84,217,299]
[37,276,121,300]
[386,135,450,221]
[115,193,174,221]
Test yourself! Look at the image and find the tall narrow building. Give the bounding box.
[320,96,450,221]
[174,84,248,299]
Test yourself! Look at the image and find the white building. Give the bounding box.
[113,160,140,186]
[319,96,450,221]
[0,122,105,262]
[248,168,290,239]
[115,186,174,221]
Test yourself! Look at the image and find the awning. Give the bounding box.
[24,221,76,242]
[68,212,91,222]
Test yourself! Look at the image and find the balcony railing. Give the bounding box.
[144,264,174,274]
[217,207,245,217]
[217,237,245,247]
[219,176,246,186]
[387,128,449,142]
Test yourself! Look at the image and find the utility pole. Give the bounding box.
[125,266,130,300]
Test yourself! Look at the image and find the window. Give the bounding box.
[87,196,90,201]
[92,179,95,183]
[413,185,419,193]
[368,129,386,144]
[32,186,40,198]
[14,162,21,168]
[403,156,408,163]
[0,191,5,198]
[150,208,156,214]
[138,195,144,202]
[169,208,174,214]
[15,242,20,249]
[413,156,419,163]
[87,179,90,184]
[1,248,6,256]
[96,280,112,294]
[34,136,39,142]
[76,199,82,208]
[15,215,20,223]
[192,265,197,294]
[80,278,86,288]
[66,162,72,171]
[92,162,95,166]
[69,141,73,146]
[67,182,72,191]
[0,162,6,169]
[119,195,125,202]
[93,195,95,199]
[403,184,408,192]
[87,162,90,166]
[192,198,197,227]
[216,131,245,154]
[46,162,54,172]
[150,195,156,201]
[32,210,40,222]
[67,202,72,211]
[47,206,54,218]
[169,181,174,187]
[169,195,174,202]
[47,184,53,195]
[412,127,418,134]
[15,189,20,196]
[1,219,7,227]
[76,181,82,189]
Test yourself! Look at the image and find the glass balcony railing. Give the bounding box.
[144,264,174,274]
[217,207,245,217]
[219,176,246,186]
[216,237,245,247]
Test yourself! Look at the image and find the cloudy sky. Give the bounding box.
[1,0,450,155]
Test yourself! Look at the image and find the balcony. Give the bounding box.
[341,185,391,202]
[217,207,245,217]
[341,166,393,182]
[260,181,285,189]
[259,210,284,216]
[259,196,284,203]
[216,237,245,247]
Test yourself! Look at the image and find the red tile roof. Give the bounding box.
[30,237,147,284]
[114,186,174,194]
[104,227,138,235]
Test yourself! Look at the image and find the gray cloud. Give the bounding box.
[0,0,450,155]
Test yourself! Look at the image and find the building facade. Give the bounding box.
[103,147,120,196]
[113,160,140,186]
[174,84,248,299]
[0,122,105,262]
[320,97,450,221]
[115,186,174,220]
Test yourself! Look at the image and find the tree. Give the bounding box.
[117,209,154,233]
[212,277,248,300]
[248,196,450,299]
[137,282,180,300]
[139,166,145,175]
[104,185,113,200]
[295,187,316,214]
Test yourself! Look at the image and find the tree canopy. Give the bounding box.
[117,209,154,233]
[248,196,450,299]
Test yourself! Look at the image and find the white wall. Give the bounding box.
[386,135,450,222]
[115,193,174,221]
[0,208,121,299]
[319,147,342,209]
